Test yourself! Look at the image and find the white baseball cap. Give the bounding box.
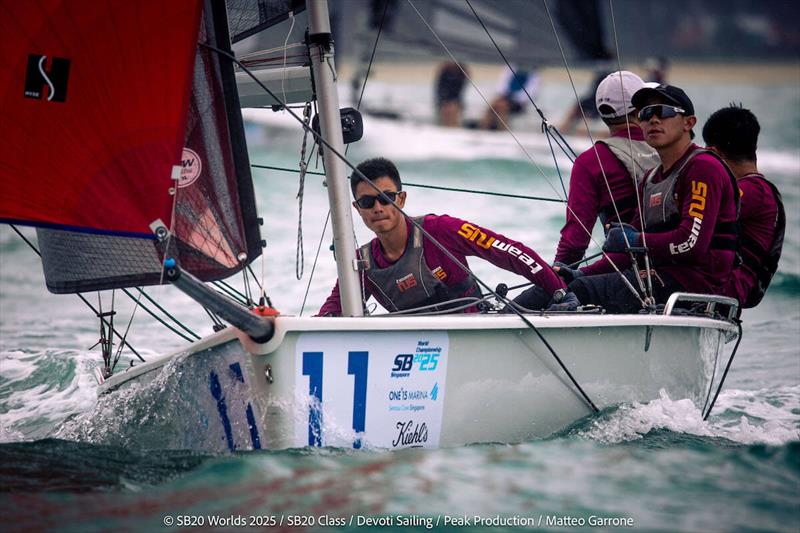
[595,70,646,119]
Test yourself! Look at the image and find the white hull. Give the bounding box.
[99,312,735,452]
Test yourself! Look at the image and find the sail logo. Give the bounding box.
[24,54,70,103]
[178,148,203,187]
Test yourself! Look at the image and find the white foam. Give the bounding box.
[0,351,37,380]
[580,387,800,446]
[0,350,98,439]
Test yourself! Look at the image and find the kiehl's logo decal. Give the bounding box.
[24,54,71,102]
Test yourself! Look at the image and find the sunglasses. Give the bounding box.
[354,190,400,209]
[638,104,685,122]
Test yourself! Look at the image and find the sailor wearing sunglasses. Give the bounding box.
[557,84,739,313]
[318,157,573,316]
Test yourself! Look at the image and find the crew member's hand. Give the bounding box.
[603,223,641,253]
[553,262,584,284]
[546,290,580,312]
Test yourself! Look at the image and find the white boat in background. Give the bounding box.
[1,0,741,452]
[242,106,591,169]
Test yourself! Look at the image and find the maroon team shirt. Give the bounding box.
[720,174,780,304]
[582,144,737,294]
[318,214,565,316]
[555,125,647,265]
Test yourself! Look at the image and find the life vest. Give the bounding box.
[595,137,660,225]
[641,148,739,252]
[358,216,481,313]
[738,174,785,308]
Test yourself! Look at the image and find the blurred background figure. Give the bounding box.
[557,69,612,135]
[434,62,469,128]
[478,66,540,131]
[644,56,670,85]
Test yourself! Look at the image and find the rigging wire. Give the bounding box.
[135,288,201,340]
[406,0,644,308]
[463,0,572,196]
[204,42,599,413]
[251,164,566,203]
[299,211,330,316]
[297,0,389,316]
[702,319,743,421]
[8,225,145,361]
[541,0,647,306]
[607,0,655,304]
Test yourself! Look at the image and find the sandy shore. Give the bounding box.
[337,60,800,85]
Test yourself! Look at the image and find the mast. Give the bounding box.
[307,0,363,317]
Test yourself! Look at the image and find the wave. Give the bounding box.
[563,387,800,446]
[767,271,800,296]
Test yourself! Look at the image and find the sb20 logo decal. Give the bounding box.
[392,352,439,373]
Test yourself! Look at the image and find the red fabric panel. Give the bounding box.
[0,0,202,236]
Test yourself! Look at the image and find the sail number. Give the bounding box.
[302,351,368,448]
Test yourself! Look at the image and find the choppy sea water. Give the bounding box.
[1,73,799,532]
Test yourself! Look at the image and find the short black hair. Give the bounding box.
[702,104,760,162]
[350,157,402,197]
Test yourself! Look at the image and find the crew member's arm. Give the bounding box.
[429,215,566,295]
[643,158,727,262]
[317,272,372,317]
[317,280,343,316]
[555,155,601,265]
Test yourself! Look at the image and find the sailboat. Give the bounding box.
[0,0,740,452]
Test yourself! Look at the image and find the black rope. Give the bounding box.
[212,280,250,306]
[354,0,388,111]
[119,287,196,343]
[464,0,576,157]
[136,288,200,340]
[9,225,146,362]
[703,320,744,421]
[297,1,387,315]
[203,42,599,414]
[250,164,565,203]
[464,0,572,198]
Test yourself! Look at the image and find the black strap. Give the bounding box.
[709,235,738,251]
[599,194,638,224]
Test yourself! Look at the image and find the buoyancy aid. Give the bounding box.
[595,137,660,225]
[642,148,739,251]
[358,216,481,313]
[739,174,786,308]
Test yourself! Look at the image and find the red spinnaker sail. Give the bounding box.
[0,0,203,237]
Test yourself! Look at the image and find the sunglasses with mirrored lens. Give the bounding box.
[354,191,399,209]
[638,104,685,121]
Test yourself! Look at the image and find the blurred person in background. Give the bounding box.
[644,56,670,85]
[703,104,785,308]
[558,69,612,135]
[434,62,469,128]
[477,65,540,131]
